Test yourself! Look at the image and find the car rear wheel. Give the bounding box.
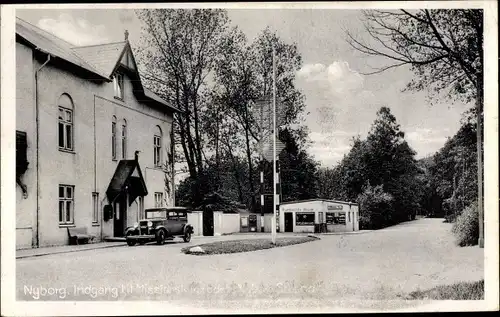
[156,229,166,245]
[183,231,192,243]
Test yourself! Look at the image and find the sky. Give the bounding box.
[16,8,472,167]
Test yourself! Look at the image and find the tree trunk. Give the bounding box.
[244,113,256,209]
[477,80,484,248]
[226,140,244,204]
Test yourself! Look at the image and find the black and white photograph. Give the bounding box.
[1,1,498,315]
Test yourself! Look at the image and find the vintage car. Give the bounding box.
[125,207,194,246]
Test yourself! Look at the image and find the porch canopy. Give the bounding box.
[106,159,148,205]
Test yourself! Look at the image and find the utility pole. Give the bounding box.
[272,45,277,245]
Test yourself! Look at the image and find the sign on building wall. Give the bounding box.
[327,205,343,211]
[295,212,315,226]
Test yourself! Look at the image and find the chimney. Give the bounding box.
[134,150,140,162]
[124,30,129,41]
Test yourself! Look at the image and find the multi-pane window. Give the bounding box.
[121,120,127,159]
[154,192,163,207]
[58,94,74,151]
[111,116,117,160]
[92,192,99,224]
[59,185,74,225]
[114,73,124,99]
[154,126,162,167]
[58,109,73,150]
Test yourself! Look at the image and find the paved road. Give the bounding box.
[16,219,483,310]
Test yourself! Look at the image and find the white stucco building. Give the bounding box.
[15,18,180,249]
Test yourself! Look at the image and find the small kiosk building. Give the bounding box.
[279,199,359,233]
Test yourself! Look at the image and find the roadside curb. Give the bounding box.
[16,236,213,259]
[320,230,373,236]
[16,243,128,259]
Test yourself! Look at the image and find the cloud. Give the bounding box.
[308,131,355,166]
[37,13,110,46]
[297,61,377,166]
[297,61,364,95]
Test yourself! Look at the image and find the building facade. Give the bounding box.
[279,199,359,233]
[15,18,180,249]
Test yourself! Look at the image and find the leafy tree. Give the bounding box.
[278,128,319,202]
[136,9,231,206]
[317,107,422,227]
[345,9,484,244]
[429,113,478,220]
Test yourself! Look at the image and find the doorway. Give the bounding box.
[114,197,127,237]
[284,212,293,232]
[203,209,214,236]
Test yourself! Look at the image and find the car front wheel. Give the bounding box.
[156,229,166,245]
[183,231,192,243]
[127,239,136,246]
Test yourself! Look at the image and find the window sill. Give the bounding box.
[59,148,75,154]
[92,222,100,227]
[59,224,76,228]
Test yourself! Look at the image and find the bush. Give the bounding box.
[443,213,459,223]
[451,202,479,246]
[407,280,484,300]
[357,184,394,230]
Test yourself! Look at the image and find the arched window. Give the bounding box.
[121,119,127,159]
[111,116,117,160]
[58,94,74,151]
[154,126,162,167]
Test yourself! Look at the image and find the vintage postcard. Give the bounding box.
[1,1,498,315]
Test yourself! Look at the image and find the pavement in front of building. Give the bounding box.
[15,219,484,312]
[15,233,304,259]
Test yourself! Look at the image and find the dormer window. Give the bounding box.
[113,73,124,100]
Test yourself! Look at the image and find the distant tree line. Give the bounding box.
[135,9,483,242]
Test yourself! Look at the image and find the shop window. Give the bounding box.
[241,217,248,227]
[59,185,74,226]
[296,212,315,226]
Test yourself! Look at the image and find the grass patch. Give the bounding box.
[406,280,484,300]
[182,236,320,255]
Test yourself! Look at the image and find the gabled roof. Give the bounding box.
[16,17,109,80]
[71,41,127,77]
[106,159,148,204]
[15,17,181,113]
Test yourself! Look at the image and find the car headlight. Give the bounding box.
[147,221,153,227]
[133,222,139,228]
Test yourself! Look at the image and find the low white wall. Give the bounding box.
[188,211,203,236]
[263,214,272,232]
[213,212,240,235]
